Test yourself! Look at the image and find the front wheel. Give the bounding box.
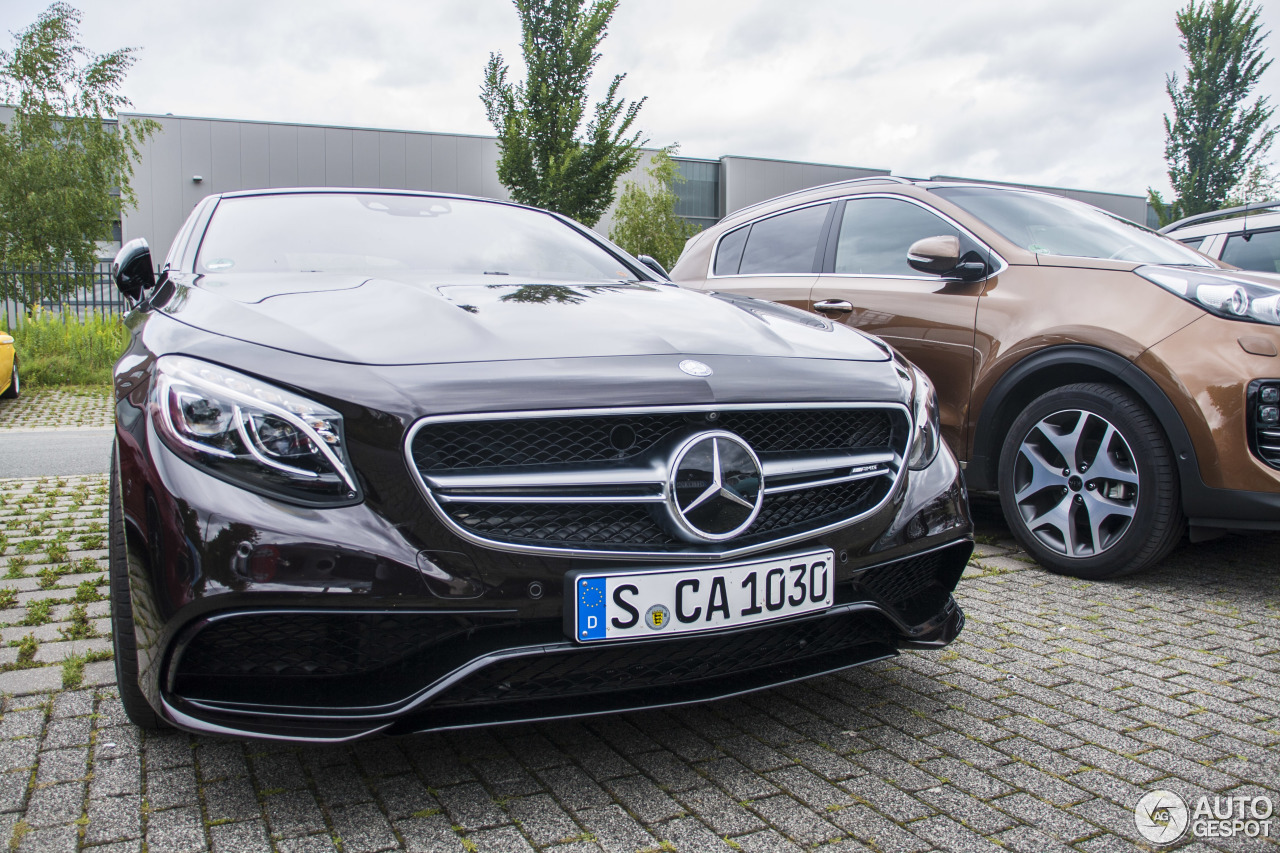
[997,383,1183,579]
[109,445,167,730]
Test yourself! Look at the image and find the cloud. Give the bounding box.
[4,0,1280,198]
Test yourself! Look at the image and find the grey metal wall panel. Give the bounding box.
[324,128,354,187]
[431,135,459,193]
[480,139,508,201]
[209,121,243,194]
[378,132,407,189]
[297,126,326,186]
[456,136,485,197]
[239,123,270,190]
[405,133,432,190]
[720,156,889,216]
[146,117,186,259]
[179,120,212,216]
[352,130,380,187]
[268,124,299,188]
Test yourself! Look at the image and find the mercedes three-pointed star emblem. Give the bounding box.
[665,431,764,542]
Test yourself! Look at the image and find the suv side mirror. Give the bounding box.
[907,235,987,281]
[113,239,155,303]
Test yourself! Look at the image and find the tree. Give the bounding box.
[1149,0,1276,225]
[480,0,646,227]
[0,3,157,306]
[609,147,701,269]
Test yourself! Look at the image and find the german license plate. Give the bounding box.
[568,549,834,643]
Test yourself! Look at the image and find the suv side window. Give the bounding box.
[1221,230,1280,273]
[835,197,960,276]
[716,203,830,276]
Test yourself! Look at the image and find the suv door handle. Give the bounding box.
[814,300,853,315]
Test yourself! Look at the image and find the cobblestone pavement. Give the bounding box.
[1,476,1278,852]
[0,391,115,430]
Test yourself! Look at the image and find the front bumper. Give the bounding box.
[158,545,968,742]
[117,401,972,742]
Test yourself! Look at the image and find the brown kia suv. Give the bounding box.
[671,177,1280,579]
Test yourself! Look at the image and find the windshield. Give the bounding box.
[931,186,1213,267]
[195,193,638,281]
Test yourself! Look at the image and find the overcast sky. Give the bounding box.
[4,0,1280,198]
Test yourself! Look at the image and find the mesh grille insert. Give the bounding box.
[432,610,895,707]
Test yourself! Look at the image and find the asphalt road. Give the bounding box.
[0,428,113,478]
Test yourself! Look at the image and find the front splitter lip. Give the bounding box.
[155,593,967,743]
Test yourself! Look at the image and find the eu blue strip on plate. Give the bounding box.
[577,577,607,640]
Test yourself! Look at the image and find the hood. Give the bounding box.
[153,273,891,366]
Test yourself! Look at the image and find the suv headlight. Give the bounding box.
[908,367,941,470]
[1137,266,1280,325]
[150,355,360,506]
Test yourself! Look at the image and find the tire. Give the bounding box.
[0,361,17,399]
[997,382,1184,579]
[109,445,167,730]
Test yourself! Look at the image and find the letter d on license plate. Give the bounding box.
[566,549,834,643]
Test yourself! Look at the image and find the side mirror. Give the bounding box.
[113,238,155,303]
[907,235,988,281]
[907,235,961,274]
[637,254,670,280]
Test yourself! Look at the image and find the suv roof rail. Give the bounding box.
[724,175,914,221]
[1159,199,1280,233]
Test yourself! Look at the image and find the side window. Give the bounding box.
[1177,236,1205,250]
[1221,230,1280,273]
[714,226,749,275]
[834,198,960,276]
[734,204,830,275]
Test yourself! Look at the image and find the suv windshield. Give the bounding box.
[196,193,638,281]
[932,186,1212,267]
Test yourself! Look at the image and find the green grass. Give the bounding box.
[2,308,127,389]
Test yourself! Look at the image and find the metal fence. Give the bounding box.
[1,263,126,328]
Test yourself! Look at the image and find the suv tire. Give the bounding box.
[997,382,1183,579]
[109,445,167,730]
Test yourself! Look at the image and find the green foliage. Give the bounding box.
[1150,0,1276,225]
[1,308,127,388]
[0,3,158,304]
[15,633,37,664]
[74,577,104,602]
[608,148,701,270]
[480,0,646,226]
[0,587,15,609]
[20,597,52,626]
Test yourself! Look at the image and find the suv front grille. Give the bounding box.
[407,405,910,557]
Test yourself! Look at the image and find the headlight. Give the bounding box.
[1137,266,1280,325]
[150,355,360,506]
[908,367,941,470]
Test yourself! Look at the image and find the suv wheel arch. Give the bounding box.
[967,346,1200,503]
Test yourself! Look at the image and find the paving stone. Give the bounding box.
[85,794,142,845]
[746,794,842,844]
[0,666,62,695]
[145,805,206,853]
[506,793,579,846]
[23,780,83,828]
[210,818,272,853]
[329,802,399,853]
[397,814,467,853]
[264,789,329,839]
[576,805,657,853]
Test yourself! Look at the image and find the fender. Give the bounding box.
[965,345,1202,504]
